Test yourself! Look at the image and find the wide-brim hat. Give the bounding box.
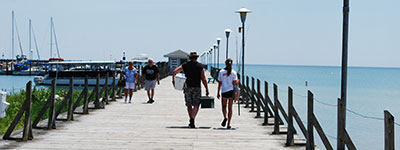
[189,52,199,58]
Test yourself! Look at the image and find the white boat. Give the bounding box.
[34,61,121,86]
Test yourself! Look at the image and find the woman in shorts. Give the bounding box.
[217,58,238,129]
[123,61,137,103]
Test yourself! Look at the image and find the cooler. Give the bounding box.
[174,73,186,91]
[200,96,214,108]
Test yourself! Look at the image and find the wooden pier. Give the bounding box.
[0,73,306,149]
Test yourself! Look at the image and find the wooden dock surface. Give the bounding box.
[1,75,306,149]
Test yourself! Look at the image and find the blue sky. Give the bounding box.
[0,0,399,67]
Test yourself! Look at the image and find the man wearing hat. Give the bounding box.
[173,52,209,128]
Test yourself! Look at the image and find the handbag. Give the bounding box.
[118,77,126,87]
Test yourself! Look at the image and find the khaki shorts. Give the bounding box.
[184,87,201,107]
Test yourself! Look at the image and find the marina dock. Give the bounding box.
[0,74,305,149]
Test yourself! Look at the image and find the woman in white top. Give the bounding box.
[217,58,238,129]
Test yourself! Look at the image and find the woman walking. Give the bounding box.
[217,58,238,129]
[123,61,137,103]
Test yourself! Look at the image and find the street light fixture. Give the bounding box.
[235,7,251,81]
[224,29,232,59]
[216,38,221,68]
[236,7,251,116]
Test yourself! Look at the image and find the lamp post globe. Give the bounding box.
[224,29,232,59]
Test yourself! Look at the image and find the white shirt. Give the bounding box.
[218,69,238,93]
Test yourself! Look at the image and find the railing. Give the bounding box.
[237,74,397,150]
[2,63,170,141]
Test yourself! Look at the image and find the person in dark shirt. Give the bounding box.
[142,59,160,104]
[172,52,209,128]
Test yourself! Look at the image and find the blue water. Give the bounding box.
[1,65,400,149]
[240,64,400,150]
[0,75,36,94]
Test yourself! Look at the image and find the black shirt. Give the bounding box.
[182,61,203,88]
[143,65,159,80]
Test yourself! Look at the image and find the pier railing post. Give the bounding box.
[273,84,280,134]
[263,81,269,125]
[104,72,109,104]
[384,110,394,150]
[94,74,101,109]
[255,79,261,118]
[245,76,250,108]
[83,75,89,114]
[286,86,294,146]
[249,77,255,112]
[48,79,56,129]
[22,81,33,141]
[118,72,123,98]
[3,81,33,141]
[112,71,116,101]
[307,91,315,150]
[67,77,74,121]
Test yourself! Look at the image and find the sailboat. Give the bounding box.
[11,11,29,73]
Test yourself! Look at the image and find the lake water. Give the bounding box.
[240,64,400,150]
[1,65,400,149]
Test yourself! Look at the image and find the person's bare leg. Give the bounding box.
[221,98,227,118]
[227,98,234,128]
[192,105,200,119]
[187,106,193,119]
[151,89,155,100]
[124,89,128,102]
[147,90,151,100]
[129,89,133,102]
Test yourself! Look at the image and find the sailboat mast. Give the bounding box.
[32,23,41,60]
[11,11,14,59]
[52,19,61,58]
[29,19,32,59]
[50,17,53,58]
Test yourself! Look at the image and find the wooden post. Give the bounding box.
[337,98,345,150]
[286,86,295,146]
[245,76,250,108]
[249,77,255,112]
[112,71,116,101]
[263,81,269,125]
[83,75,89,114]
[67,77,74,121]
[104,72,109,104]
[273,84,280,134]
[255,79,261,118]
[384,110,394,150]
[307,91,314,150]
[118,72,122,98]
[22,81,33,141]
[3,81,33,140]
[48,79,56,129]
[94,74,101,108]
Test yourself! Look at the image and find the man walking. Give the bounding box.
[173,52,209,128]
[142,59,160,103]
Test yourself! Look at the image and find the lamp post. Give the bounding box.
[338,0,350,149]
[236,7,251,83]
[216,38,221,68]
[213,44,217,68]
[210,47,213,69]
[224,29,232,59]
